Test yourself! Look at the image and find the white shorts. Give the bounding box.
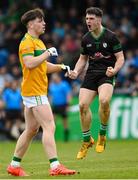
[22,95,49,108]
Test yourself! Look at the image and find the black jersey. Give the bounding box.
[80,27,122,74]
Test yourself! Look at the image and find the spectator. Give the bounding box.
[49,73,72,141]
[2,79,23,139]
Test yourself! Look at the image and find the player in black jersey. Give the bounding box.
[69,7,124,159]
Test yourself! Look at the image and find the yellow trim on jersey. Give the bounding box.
[22,53,34,57]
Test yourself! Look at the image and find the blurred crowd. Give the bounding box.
[0,0,138,140]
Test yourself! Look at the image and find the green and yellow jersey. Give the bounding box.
[19,33,48,96]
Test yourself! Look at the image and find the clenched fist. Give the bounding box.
[47,47,58,57]
[68,70,78,79]
[106,67,116,77]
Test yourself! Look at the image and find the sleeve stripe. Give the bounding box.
[22,53,34,57]
[113,44,122,50]
[80,47,86,54]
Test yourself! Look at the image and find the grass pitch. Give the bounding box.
[0,139,138,179]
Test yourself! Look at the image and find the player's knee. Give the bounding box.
[79,102,89,112]
[99,97,110,108]
[50,122,55,133]
[42,121,55,134]
[26,128,39,137]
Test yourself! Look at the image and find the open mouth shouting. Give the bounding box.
[87,24,92,31]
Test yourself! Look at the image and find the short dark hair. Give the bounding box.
[86,7,103,17]
[21,8,45,26]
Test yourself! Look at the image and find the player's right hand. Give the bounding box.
[68,70,78,79]
[47,47,58,57]
[106,66,116,77]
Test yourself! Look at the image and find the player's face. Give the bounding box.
[86,14,100,32]
[31,17,46,35]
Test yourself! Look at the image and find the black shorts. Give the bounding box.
[5,110,22,121]
[81,73,115,91]
[53,105,68,118]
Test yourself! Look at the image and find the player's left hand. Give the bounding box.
[60,64,71,76]
[106,67,116,77]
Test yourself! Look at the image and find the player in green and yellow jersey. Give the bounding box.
[7,8,76,176]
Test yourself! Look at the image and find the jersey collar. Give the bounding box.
[90,26,105,41]
[26,33,39,40]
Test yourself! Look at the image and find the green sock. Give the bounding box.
[99,123,107,136]
[49,158,58,163]
[12,156,21,162]
[82,130,91,142]
[11,156,21,167]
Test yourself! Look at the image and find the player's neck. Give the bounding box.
[92,25,103,37]
[27,30,39,38]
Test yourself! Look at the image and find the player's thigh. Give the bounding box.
[32,104,55,128]
[24,106,40,131]
[98,83,113,102]
[79,88,97,107]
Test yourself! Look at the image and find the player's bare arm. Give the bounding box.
[106,51,124,77]
[69,54,88,79]
[47,62,62,73]
[47,63,70,74]
[23,47,58,69]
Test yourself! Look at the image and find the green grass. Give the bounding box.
[0,139,138,179]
